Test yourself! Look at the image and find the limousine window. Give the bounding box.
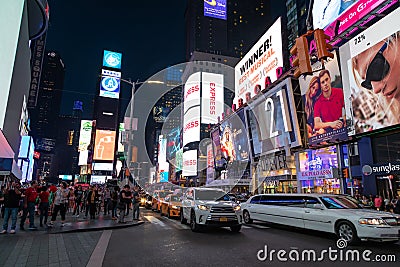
[320,196,361,209]
[259,195,305,207]
[250,196,261,204]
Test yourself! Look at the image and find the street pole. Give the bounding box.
[127,81,135,181]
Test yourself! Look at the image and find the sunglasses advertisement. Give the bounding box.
[339,7,400,135]
[298,51,348,147]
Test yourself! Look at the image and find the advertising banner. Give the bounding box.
[297,146,338,180]
[158,135,167,164]
[18,136,31,158]
[234,17,283,105]
[219,109,249,163]
[313,0,358,30]
[183,150,197,177]
[298,52,347,146]
[206,144,215,185]
[100,75,120,99]
[36,138,56,153]
[78,150,88,166]
[159,161,169,182]
[92,162,113,171]
[103,50,122,69]
[339,7,400,135]
[78,120,92,152]
[153,106,170,123]
[201,72,224,124]
[245,78,302,156]
[166,127,180,161]
[183,106,200,147]
[211,128,224,169]
[184,72,201,114]
[204,0,227,20]
[118,123,125,153]
[93,130,116,161]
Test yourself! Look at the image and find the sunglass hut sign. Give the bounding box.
[362,163,400,176]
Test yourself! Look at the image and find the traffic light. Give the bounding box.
[314,29,334,61]
[342,168,349,179]
[290,36,312,78]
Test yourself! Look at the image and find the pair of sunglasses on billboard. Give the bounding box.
[361,39,391,90]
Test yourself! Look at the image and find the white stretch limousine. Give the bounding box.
[241,194,400,244]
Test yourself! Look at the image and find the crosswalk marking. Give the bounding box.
[144,216,172,230]
[144,215,190,230]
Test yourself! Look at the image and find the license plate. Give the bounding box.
[220,217,228,222]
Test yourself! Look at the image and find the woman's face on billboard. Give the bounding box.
[354,38,400,100]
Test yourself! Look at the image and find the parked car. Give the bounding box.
[241,194,400,244]
[144,194,153,209]
[181,187,243,232]
[151,190,172,212]
[160,194,182,218]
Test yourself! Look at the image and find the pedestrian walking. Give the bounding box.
[72,185,83,217]
[87,186,99,220]
[132,186,140,220]
[111,186,119,220]
[103,187,111,215]
[48,182,69,227]
[1,181,22,234]
[38,186,50,227]
[20,180,39,230]
[374,195,383,211]
[118,185,131,223]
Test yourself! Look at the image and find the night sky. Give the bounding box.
[46,0,186,118]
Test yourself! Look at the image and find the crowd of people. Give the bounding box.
[0,180,143,234]
[354,194,400,213]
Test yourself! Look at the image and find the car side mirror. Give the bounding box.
[313,204,324,210]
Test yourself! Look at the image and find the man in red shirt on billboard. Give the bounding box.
[313,69,346,133]
[20,180,39,230]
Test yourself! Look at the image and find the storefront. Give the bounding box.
[362,163,400,200]
[296,146,343,194]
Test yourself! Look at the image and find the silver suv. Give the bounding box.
[180,187,242,232]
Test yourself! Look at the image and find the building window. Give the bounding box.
[67,130,74,145]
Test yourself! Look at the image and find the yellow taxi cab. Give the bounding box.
[151,190,172,213]
[160,194,182,218]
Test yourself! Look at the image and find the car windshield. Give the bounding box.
[170,195,181,202]
[195,190,226,201]
[320,196,362,209]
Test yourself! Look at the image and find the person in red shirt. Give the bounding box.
[313,70,346,133]
[20,180,38,230]
[39,186,50,227]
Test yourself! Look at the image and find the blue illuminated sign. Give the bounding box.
[204,0,226,20]
[100,76,120,99]
[103,50,122,69]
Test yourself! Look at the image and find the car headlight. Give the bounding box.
[233,205,241,211]
[358,218,386,225]
[197,205,210,211]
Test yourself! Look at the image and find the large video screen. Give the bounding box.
[245,78,302,156]
[166,127,180,161]
[204,0,227,20]
[219,109,249,163]
[339,7,400,136]
[93,130,116,161]
[201,72,224,124]
[298,52,347,146]
[211,128,224,169]
[297,146,338,180]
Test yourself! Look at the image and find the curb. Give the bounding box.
[48,220,145,234]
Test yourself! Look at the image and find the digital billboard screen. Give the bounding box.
[234,17,283,105]
[211,128,224,169]
[339,7,400,136]
[103,50,122,69]
[183,150,197,177]
[204,0,227,20]
[201,72,224,124]
[184,72,201,114]
[93,130,116,161]
[100,75,120,99]
[297,146,338,180]
[78,120,92,152]
[166,127,180,161]
[312,0,358,30]
[298,51,348,146]
[245,78,302,156]
[183,106,200,147]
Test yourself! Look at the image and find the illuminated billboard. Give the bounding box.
[206,144,214,185]
[183,150,197,177]
[78,120,92,152]
[18,136,31,158]
[184,72,201,114]
[78,150,88,166]
[183,106,200,147]
[234,17,283,105]
[204,0,227,20]
[219,109,249,163]
[166,127,180,160]
[93,130,116,161]
[339,7,400,136]
[153,106,170,123]
[245,78,302,156]
[297,146,338,180]
[201,72,224,124]
[92,162,113,171]
[158,135,167,164]
[159,161,169,183]
[298,52,347,146]
[99,69,121,99]
[103,50,122,69]
[211,128,224,169]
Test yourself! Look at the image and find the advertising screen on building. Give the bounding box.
[93,130,116,161]
[36,138,56,153]
[78,120,92,152]
[158,135,167,164]
[219,109,249,163]
[118,123,125,153]
[153,106,170,123]
[298,52,347,146]
[18,136,31,158]
[204,0,226,20]
[234,17,283,105]
[201,72,224,124]
[91,175,107,184]
[78,150,88,166]
[211,128,224,169]
[297,146,338,180]
[184,72,201,114]
[166,127,180,161]
[246,108,262,157]
[103,50,122,69]
[159,161,169,183]
[99,69,121,99]
[245,78,302,156]
[323,0,394,37]
[183,150,197,177]
[183,106,200,147]
[206,144,214,185]
[92,162,113,171]
[59,175,73,181]
[339,7,400,136]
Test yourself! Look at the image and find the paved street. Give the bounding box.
[0,207,399,266]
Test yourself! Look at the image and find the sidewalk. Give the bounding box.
[0,211,144,266]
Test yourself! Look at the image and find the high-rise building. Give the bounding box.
[286,0,310,50]
[185,0,286,59]
[29,51,65,180]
